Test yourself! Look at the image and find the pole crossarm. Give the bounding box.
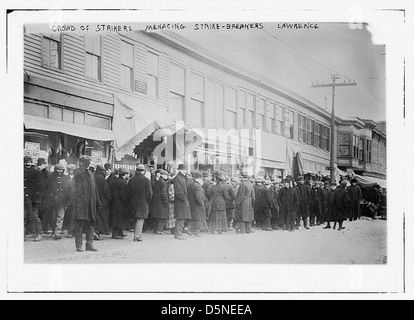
[311,82,357,88]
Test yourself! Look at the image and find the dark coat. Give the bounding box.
[150,178,169,219]
[210,182,230,211]
[310,187,326,217]
[74,168,100,222]
[278,187,299,218]
[172,172,191,220]
[347,184,362,219]
[224,183,236,209]
[253,185,263,208]
[325,189,336,222]
[128,172,153,219]
[333,186,350,220]
[257,186,272,208]
[296,183,311,218]
[24,166,44,204]
[95,166,111,208]
[44,171,73,210]
[235,179,255,222]
[187,180,207,221]
[109,177,129,228]
[202,180,213,200]
[270,188,280,218]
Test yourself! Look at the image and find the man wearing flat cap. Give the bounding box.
[149,169,169,235]
[44,163,72,240]
[129,164,153,241]
[347,178,362,222]
[109,166,130,239]
[187,171,207,237]
[234,171,255,234]
[73,156,101,252]
[171,164,191,240]
[24,156,44,241]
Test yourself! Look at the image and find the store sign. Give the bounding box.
[24,142,40,162]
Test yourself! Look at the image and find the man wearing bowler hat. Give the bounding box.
[73,156,100,252]
[129,164,153,241]
[171,164,191,240]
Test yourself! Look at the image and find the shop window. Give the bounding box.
[85,114,111,130]
[41,33,61,69]
[338,133,350,156]
[147,51,159,98]
[85,35,101,81]
[120,40,134,90]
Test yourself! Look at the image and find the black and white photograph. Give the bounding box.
[2,1,411,298]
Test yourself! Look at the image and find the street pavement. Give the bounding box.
[24,218,387,264]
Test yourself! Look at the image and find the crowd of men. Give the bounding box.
[24,155,386,252]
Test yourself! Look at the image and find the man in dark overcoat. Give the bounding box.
[187,171,207,237]
[234,172,255,234]
[45,163,72,240]
[64,164,77,238]
[347,178,362,221]
[109,167,130,239]
[253,178,264,227]
[224,177,236,231]
[24,156,44,241]
[129,164,153,241]
[323,182,337,229]
[310,181,326,226]
[73,156,101,252]
[172,164,191,240]
[278,179,299,231]
[270,182,280,229]
[149,169,169,235]
[259,179,274,231]
[295,176,311,229]
[333,180,350,230]
[94,164,111,239]
[36,157,51,235]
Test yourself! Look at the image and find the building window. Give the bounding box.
[322,125,330,151]
[338,133,350,156]
[247,93,255,127]
[120,40,134,90]
[169,63,185,120]
[268,102,276,134]
[189,72,204,127]
[314,122,321,147]
[298,114,307,142]
[84,35,101,81]
[353,135,359,158]
[275,105,284,135]
[256,98,266,130]
[359,138,365,162]
[307,119,314,145]
[283,109,294,139]
[366,140,372,163]
[41,33,62,69]
[225,87,237,130]
[147,51,159,98]
[239,91,246,126]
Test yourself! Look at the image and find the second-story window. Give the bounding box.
[85,35,101,81]
[41,33,62,69]
[247,93,255,128]
[275,105,283,135]
[147,51,159,98]
[298,114,307,142]
[307,119,314,145]
[353,135,359,158]
[169,63,185,120]
[189,72,204,127]
[268,101,276,134]
[225,87,237,130]
[120,40,134,90]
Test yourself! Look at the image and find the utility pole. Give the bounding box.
[312,74,357,183]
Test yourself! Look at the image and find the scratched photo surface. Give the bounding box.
[22,21,387,265]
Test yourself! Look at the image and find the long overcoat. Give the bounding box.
[258,186,272,217]
[187,180,207,221]
[270,188,280,219]
[210,183,230,212]
[333,186,350,221]
[347,184,362,219]
[224,183,236,209]
[128,172,153,219]
[278,187,299,223]
[296,184,311,218]
[234,179,255,222]
[109,177,129,228]
[325,189,336,223]
[24,166,44,204]
[310,187,326,217]
[172,172,191,220]
[74,168,100,222]
[94,166,111,233]
[150,178,169,219]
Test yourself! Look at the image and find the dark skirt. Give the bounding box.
[210,210,227,232]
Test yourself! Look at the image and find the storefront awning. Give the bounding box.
[355,174,387,188]
[24,114,115,141]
